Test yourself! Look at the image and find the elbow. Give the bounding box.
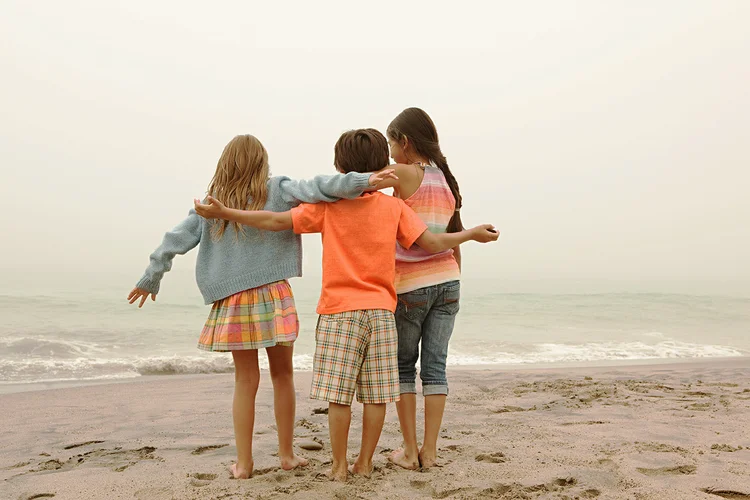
[422,239,441,254]
[269,216,288,232]
[427,244,443,254]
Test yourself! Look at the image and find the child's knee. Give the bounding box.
[235,365,261,386]
[269,364,294,384]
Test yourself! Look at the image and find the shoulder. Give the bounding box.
[268,176,288,188]
[266,176,290,200]
[389,163,420,185]
[371,192,406,214]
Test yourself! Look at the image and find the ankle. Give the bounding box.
[236,458,253,470]
[402,444,420,458]
[332,458,348,470]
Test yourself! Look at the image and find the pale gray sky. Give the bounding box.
[1,1,749,297]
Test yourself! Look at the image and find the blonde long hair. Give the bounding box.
[207,135,269,239]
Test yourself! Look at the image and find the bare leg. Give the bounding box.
[420,394,446,468]
[389,394,420,469]
[327,403,351,481]
[266,344,309,470]
[352,403,386,476]
[231,350,260,479]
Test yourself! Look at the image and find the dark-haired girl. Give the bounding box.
[379,108,466,469]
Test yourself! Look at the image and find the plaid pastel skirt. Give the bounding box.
[198,280,299,351]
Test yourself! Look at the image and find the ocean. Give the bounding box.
[1,280,748,394]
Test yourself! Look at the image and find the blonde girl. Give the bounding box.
[128,135,392,478]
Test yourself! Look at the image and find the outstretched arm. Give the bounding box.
[194,197,293,231]
[129,209,203,307]
[414,225,498,254]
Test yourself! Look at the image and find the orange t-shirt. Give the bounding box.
[291,192,428,314]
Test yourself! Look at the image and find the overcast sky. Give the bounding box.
[1,1,748,298]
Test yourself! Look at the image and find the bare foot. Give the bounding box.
[280,453,309,471]
[388,448,419,470]
[325,462,348,482]
[419,449,437,469]
[350,460,373,478]
[230,462,252,479]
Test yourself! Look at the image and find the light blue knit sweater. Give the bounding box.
[136,173,371,304]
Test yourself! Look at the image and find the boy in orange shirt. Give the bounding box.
[195,129,498,481]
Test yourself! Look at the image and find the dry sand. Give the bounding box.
[1,359,749,499]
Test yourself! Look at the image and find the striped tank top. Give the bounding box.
[395,165,461,294]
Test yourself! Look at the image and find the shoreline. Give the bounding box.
[1,355,746,396]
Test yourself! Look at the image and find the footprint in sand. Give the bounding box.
[31,459,64,472]
[637,443,688,454]
[636,465,696,476]
[433,486,476,499]
[7,460,32,469]
[134,487,172,500]
[711,444,743,453]
[63,441,105,450]
[551,477,578,487]
[295,418,321,432]
[702,488,750,499]
[189,472,218,487]
[582,488,601,498]
[561,420,609,426]
[191,472,218,481]
[493,405,526,413]
[475,452,507,464]
[191,444,229,455]
[252,466,278,477]
[29,447,158,474]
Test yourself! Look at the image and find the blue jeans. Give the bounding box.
[394,280,460,396]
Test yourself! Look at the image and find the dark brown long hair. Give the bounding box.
[387,108,464,232]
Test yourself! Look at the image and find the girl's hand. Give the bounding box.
[367,169,399,190]
[194,196,226,219]
[470,225,500,243]
[128,287,156,308]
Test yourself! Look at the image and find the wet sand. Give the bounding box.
[1,359,749,499]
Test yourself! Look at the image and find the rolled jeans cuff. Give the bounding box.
[423,382,448,396]
[399,381,417,394]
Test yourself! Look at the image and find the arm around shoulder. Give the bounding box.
[194,197,293,232]
[277,172,370,205]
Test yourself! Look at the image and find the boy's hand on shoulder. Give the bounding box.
[127,287,156,308]
[194,196,226,220]
[367,168,398,190]
[470,225,499,243]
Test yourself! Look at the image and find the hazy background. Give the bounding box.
[2,1,749,300]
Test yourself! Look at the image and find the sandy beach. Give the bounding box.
[1,359,749,500]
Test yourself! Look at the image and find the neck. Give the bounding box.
[409,154,431,166]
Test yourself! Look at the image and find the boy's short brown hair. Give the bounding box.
[334,128,390,173]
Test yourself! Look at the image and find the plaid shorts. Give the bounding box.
[310,309,399,405]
